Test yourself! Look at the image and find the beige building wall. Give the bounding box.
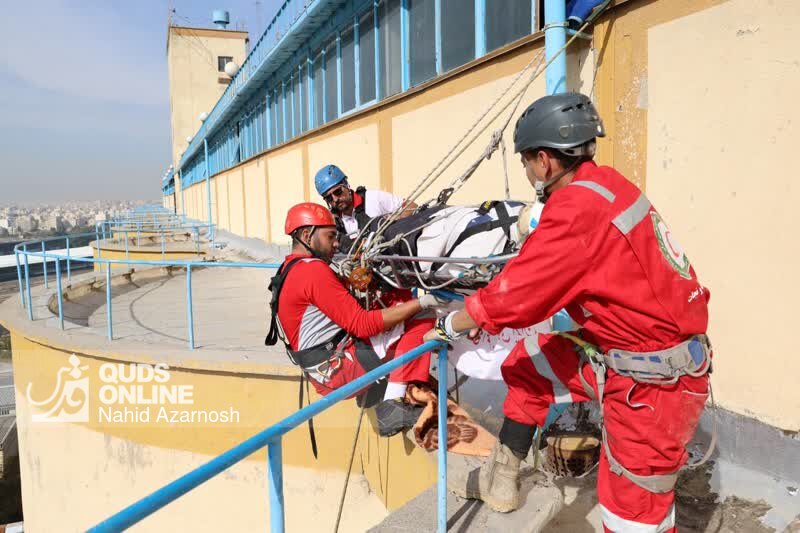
[243,160,269,241]
[167,26,248,167]
[173,0,800,429]
[646,0,800,430]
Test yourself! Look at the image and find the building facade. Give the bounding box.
[164,0,800,434]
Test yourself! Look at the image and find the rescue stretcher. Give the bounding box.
[334,200,542,294]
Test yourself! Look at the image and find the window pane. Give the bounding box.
[379,0,401,97]
[301,64,309,131]
[409,0,435,86]
[359,10,376,103]
[312,53,323,128]
[276,87,284,144]
[442,0,475,71]
[285,78,294,138]
[341,28,356,113]
[486,0,531,52]
[293,73,301,135]
[270,92,278,145]
[325,42,338,121]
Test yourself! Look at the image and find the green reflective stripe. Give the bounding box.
[570,180,616,202]
[612,193,652,235]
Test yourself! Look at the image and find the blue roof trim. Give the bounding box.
[178,0,349,169]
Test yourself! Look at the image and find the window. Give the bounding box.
[379,0,401,98]
[300,64,309,132]
[276,86,285,144]
[341,28,356,113]
[218,56,233,72]
[409,0,436,86]
[442,0,475,71]
[293,73,302,136]
[269,92,278,146]
[312,52,323,128]
[359,10,376,104]
[486,0,532,52]
[324,41,338,122]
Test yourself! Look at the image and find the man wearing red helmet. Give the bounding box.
[266,202,446,437]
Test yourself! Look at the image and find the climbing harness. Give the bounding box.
[558,331,717,494]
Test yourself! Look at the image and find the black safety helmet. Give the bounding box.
[513,92,605,155]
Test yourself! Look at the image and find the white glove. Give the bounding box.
[419,292,451,310]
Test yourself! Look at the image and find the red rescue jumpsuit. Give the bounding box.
[465,161,711,532]
[276,253,432,397]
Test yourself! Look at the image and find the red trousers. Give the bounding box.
[310,319,434,397]
[502,333,709,532]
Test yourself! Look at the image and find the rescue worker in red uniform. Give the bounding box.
[266,203,446,437]
[425,92,712,531]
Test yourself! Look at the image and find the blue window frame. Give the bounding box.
[179,0,540,179]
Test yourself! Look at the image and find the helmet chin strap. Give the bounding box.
[297,226,330,263]
[534,158,583,202]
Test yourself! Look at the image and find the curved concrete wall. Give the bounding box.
[0,276,437,531]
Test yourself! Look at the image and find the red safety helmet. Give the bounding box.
[284,202,336,235]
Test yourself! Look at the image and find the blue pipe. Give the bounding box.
[55,258,64,330]
[66,236,71,281]
[436,346,448,533]
[88,340,445,532]
[105,263,113,340]
[15,251,23,307]
[205,138,212,237]
[544,0,567,94]
[267,440,284,532]
[41,241,48,288]
[186,265,195,350]
[23,245,32,320]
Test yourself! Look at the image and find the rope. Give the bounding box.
[333,403,366,533]
[367,16,597,250]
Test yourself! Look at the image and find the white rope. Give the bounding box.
[368,17,596,249]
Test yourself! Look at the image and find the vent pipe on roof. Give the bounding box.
[212,10,230,29]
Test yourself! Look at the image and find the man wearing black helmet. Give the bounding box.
[426,93,712,531]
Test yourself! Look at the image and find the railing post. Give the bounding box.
[124,230,130,260]
[186,265,195,350]
[137,222,141,247]
[15,250,24,308]
[66,236,71,281]
[161,231,166,258]
[23,246,32,320]
[437,345,448,533]
[268,439,285,533]
[55,258,64,330]
[41,241,48,288]
[105,262,113,340]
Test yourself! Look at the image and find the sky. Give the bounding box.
[0,0,280,204]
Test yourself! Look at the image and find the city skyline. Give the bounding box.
[0,0,280,203]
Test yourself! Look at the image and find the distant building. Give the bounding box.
[166,20,248,171]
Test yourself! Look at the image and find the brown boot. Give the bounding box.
[449,442,522,513]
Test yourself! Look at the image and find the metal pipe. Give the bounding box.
[105,263,113,340]
[23,246,32,320]
[15,250,24,307]
[186,265,195,350]
[544,0,568,94]
[87,340,444,532]
[371,252,517,264]
[41,241,48,288]
[66,236,71,281]
[436,345,448,533]
[205,138,212,237]
[268,440,284,533]
[55,258,64,330]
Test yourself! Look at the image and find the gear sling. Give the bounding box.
[265,258,389,454]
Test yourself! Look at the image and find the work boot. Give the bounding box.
[375,399,423,437]
[450,442,522,513]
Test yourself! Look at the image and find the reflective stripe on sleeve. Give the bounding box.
[612,193,652,235]
[523,336,574,404]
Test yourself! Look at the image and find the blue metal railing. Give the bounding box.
[15,207,454,530]
[88,340,449,532]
